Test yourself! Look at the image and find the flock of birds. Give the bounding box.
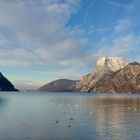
[19,102,138,127]
[50,102,94,128]
[19,102,94,127]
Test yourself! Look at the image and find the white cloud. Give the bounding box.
[0,0,88,69]
[114,19,132,33]
[105,0,136,12]
[0,0,139,89]
[95,35,140,60]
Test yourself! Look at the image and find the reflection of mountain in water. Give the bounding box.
[50,95,140,139]
[83,96,140,139]
[0,94,140,140]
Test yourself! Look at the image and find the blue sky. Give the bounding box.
[0,0,140,90]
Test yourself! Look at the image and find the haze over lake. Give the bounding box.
[0,92,140,140]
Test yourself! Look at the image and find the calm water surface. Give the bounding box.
[0,92,140,140]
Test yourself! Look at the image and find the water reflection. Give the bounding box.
[45,94,140,139]
[80,95,140,140]
[0,93,140,140]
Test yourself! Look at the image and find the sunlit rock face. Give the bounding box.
[75,57,140,93]
[96,57,128,72]
[93,62,140,93]
[0,72,18,91]
[76,57,128,92]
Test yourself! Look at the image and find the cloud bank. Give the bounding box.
[0,0,139,89]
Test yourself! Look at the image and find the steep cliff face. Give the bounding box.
[0,72,18,91]
[76,57,128,92]
[89,62,140,93]
[38,79,77,92]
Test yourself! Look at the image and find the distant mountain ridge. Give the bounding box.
[38,79,77,92]
[38,57,140,94]
[0,72,18,91]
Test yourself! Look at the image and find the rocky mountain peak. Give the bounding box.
[96,57,128,72]
[76,57,129,92]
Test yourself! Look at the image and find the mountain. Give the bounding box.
[76,57,128,92]
[88,62,140,93]
[0,72,18,91]
[38,57,140,94]
[38,79,77,92]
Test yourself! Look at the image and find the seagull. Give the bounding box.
[75,105,79,108]
[70,117,74,120]
[90,112,93,115]
[68,125,71,128]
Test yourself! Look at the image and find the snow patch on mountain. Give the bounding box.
[76,57,128,92]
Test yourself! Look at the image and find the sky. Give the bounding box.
[0,0,140,90]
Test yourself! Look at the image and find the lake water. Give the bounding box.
[0,92,140,140]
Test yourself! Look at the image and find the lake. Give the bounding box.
[0,92,140,140]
